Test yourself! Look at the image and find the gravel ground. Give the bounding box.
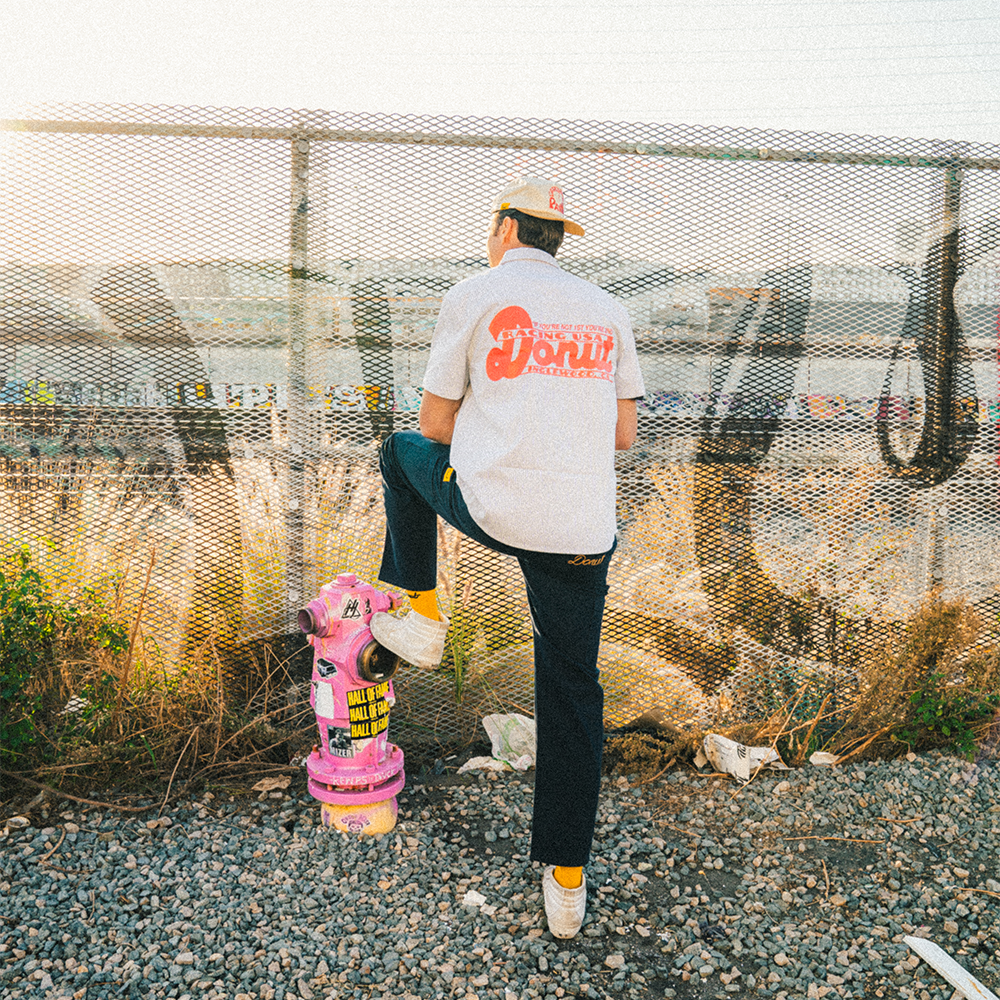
[2,747,999,1000]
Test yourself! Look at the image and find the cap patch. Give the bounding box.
[549,186,564,212]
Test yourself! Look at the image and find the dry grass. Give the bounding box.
[1,550,315,804]
[5,452,1000,802]
[8,638,316,804]
[601,594,1000,782]
[10,585,1000,803]
[603,732,678,783]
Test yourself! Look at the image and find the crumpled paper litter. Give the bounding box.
[703,733,789,783]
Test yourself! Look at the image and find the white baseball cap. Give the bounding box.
[491,177,585,236]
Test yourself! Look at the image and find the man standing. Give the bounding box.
[370,177,644,938]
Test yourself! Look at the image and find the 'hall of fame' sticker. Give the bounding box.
[346,681,391,739]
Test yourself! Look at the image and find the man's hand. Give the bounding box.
[419,391,463,445]
[616,398,637,451]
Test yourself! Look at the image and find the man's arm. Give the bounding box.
[615,398,638,451]
[419,390,464,445]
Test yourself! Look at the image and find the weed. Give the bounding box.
[716,593,1000,766]
[444,599,481,703]
[603,732,677,782]
[0,547,54,760]
[893,671,1000,760]
[831,593,978,756]
[0,542,309,793]
[0,546,129,761]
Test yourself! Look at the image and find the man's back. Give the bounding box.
[422,247,644,553]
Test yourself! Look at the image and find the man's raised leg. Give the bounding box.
[373,431,452,666]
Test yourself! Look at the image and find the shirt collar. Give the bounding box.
[498,247,560,268]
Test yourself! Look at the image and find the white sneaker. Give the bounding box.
[542,866,587,939]
[369,610,450,668]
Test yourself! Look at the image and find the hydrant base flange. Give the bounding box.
[305,742,405,803]
[306,766,406,806]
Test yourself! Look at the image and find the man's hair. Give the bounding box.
[493,208,565,257]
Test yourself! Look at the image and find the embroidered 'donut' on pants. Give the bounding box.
[377,430,613,868]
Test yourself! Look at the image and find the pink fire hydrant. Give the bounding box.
[298,574,406,835]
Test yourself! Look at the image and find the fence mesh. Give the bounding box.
[2,103,999,748]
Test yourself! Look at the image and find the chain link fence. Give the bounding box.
[2,103,999,748]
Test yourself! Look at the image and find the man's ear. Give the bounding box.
[501,216,519,245]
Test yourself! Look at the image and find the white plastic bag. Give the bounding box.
[483,713,536,771]
[457,713,537,773]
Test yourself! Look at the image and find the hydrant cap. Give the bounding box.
[336,573,358,586]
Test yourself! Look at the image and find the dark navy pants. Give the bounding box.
[378,430,613,867]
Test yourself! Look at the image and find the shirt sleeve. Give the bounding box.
[421,284,477,401]
[613,305,646,399]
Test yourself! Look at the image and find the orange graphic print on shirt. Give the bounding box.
[486,305,614,383]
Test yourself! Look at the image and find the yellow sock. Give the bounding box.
[553,866,583,889]
[407,589,439,621]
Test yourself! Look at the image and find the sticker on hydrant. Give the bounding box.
[315,681,336,718]
[347,681,391,739]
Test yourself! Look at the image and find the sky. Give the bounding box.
[1,0,998,146]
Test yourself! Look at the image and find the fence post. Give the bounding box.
[286,136,309,627]
[928,162,962,591]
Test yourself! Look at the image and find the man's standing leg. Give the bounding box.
[517,548,612,937]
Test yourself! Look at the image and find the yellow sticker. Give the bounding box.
[347,682,391,739]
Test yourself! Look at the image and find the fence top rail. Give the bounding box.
[3,117,999,172]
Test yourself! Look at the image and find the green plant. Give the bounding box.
[0,547,59,760]
[69,671,119,735]
[443,600,481,702]
[0,545,130,761]
[894,670,1000,760]
[64,586,130,657]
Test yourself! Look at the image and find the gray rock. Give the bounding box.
[1,751,998,1000]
